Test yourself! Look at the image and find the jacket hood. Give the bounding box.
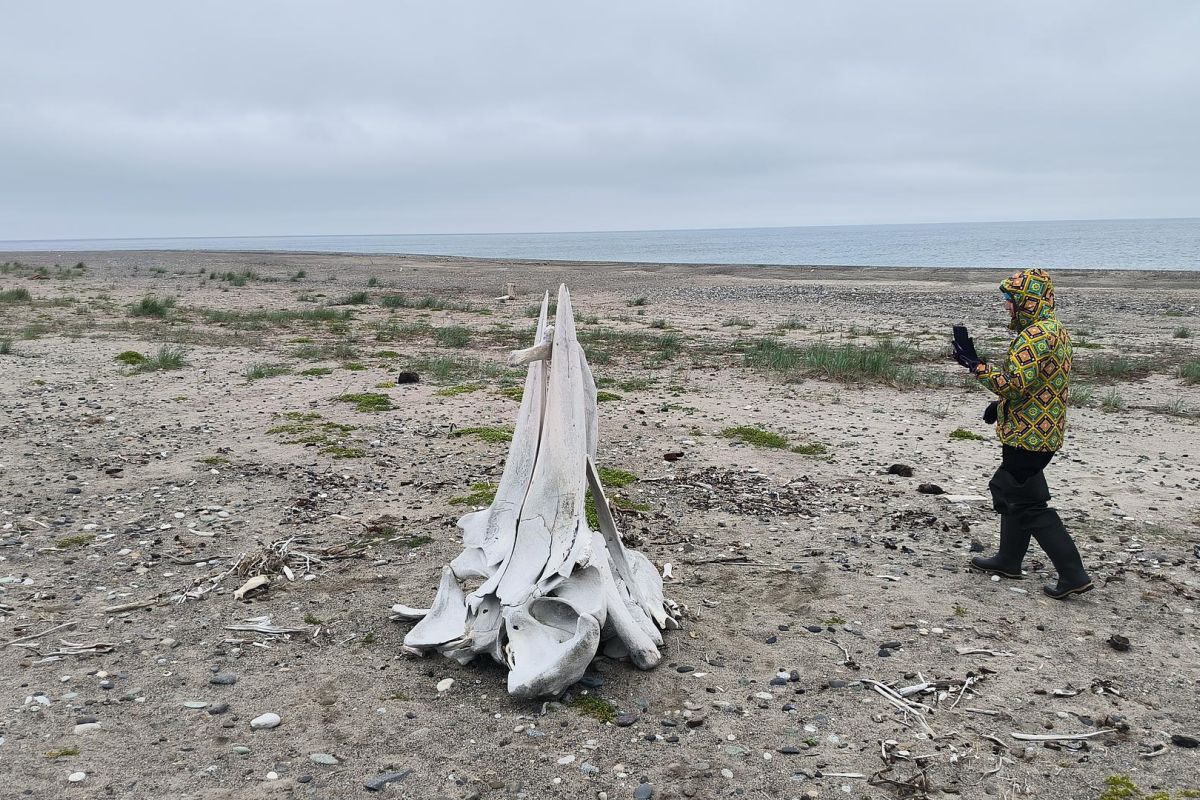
[1001,268,1056,330]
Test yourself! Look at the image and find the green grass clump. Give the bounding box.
[0,287,33,303]
[525,300,558,318]
[1097,773,1199,800]
[450,482,499,506]
[0,339,13,355]
[197,455,229,465]
[375,381,396,389]
[300,367,333,376]
[569,695,617,723]
[949,428,986,441]
[404,356,514,384]
[211,269,269,287]
[380,294,478,312]
[1069,384,1094,407]
[454,426,513,443]
[436,383,484,397]
[322,444,367,459]
[115,350,145,365]
[627,296,648,307]
[1101,388,1126,412]
[333,291,370,305]
[342,361,367,371]
[1180,361,1200,384]
[1078,354,1150,381]
[745,337,930,385]
[497,385,524,401]
[611,496,650,513]
[598,467,637,488]
[720,426,790,449]
[244,363,292,381]
[337,393,394,412]
[595,391,623,402]
[130,295,175,318]
[791,442,828,456]
[375,350,400,358]
[44,746,81,759]
[1172,326,1191,339]
[435,325,472,348]
[201,308,351,328]
[55,533,94,549]
[132,346,188,373]
[723,316,755,328]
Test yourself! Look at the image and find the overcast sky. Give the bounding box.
[2,1,1198,240]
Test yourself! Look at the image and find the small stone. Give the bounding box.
[310,753,339,765]
[250,713,281,730]
[232,746,251,755]
[878,648,892,658]
[616,713,638,727]
[1172,734,1200,748]
[917,483,945,495]
[806,625,823,633]
[581,762,600,775]
[210,673,237,685]
[557,754,576,765]
[436,678,455,693]
[969,539,985,553]
[297,775,313,784]
[675,665,694,673]
[73,723,102,734]
[886,464,914,477]
[396,371,420,384]
[68,772,86,783]
[364,771,411,791]
[208,703,230,715]
[183,701,209,709]
[634,784,654,800]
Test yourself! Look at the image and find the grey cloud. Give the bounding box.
[2,1,1198,238]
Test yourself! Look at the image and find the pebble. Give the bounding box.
[73,723,102,734]
[68,772,87,783]
[616,713,638,727]
[250,713,281,730]
[364,770,411,791]
[232,746,251,755]
[210,673,237,685]
[580,762,599,775]
[310,753,339,765]
[557,754,576,765]
[183,701,208,709]
[436,678,455,693]
[634,784,654,800]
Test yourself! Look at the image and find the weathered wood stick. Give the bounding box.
[3,621,78,647]
[1009,729,1116,742]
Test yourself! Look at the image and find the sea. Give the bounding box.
[2,217,1197,271]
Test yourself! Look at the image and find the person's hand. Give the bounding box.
[951,325,982,371]
[983,401,998,424]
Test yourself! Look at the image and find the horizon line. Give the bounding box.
[2,215,1197,245]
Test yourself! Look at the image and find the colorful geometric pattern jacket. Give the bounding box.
[974,268,1072,452]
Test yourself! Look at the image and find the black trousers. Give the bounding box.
[1000,444,1053,484]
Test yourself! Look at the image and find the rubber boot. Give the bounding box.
[970,468,1031,578]
[1027,509,1094,599]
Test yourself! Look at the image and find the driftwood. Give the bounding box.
[396,286,678,698]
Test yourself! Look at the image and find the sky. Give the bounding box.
[2,1,1199,240]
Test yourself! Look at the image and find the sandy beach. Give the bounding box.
[2,249,1198,800]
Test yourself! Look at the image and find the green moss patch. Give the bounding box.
[720,426,789,449]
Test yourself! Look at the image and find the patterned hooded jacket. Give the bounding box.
[974,268,1072,452]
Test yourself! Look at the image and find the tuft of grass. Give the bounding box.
[300,367,333,376]
[598,467,637,488]
[303,613,324,625]
[115,350,145,365]
[290,270,307,281]
[720,426,789,449]
[453,426,513,443]
[723,317,755,328]
[398,535,434,548]
[949,428,986,441]
[341,362,367,371]
[1069,384,1094,407]
[244,363,292,381]
[627,296,648,307]
[1180,361,1200,385]
[436,383,484,397]
[403,356,514,384]
[0,287,33,303]
[0,339,12,355]
[337,393,394,412]
[1172,326,1191,339]
[791,442,827,456]
[375,381,396,389]
[202,308,351,328]
[55,533,94,549]
[197,455,230,465]
[648,319,669,329]
[497,385,524,401]
[777,316,807,331]
[133,346,188,372]
[569,695,617,723]
[744,338,932,386]
[449,482,499,506]
[595,391,623,402]
[435,325,472,348]
[524,301,558,318]
[322,444,367,459]
[1078,354,1149,381]
[380,294,478,312]
[1100,388,1126,412]
[44,746,81,759]
[129,295,175,318]
[333,291,370,305]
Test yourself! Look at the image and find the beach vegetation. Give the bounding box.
[777,316,807,330]
[435,325,472,348]
[595,390,622,402]
[290,270,307,281]
[403,355,514,383]
[244,363,292,381]
[43,747,81,759]
[211,269,271,286]
[341,361,367,371]
[55,533,95,549]
[0,339,14,355]
[949,428,986,441]
[791,442,828,456]
[380,294,479,312]
[0,287,33,303]
[375,349,400,358]
[1069,384,1094,407]
[1100,388,1126,412]
[197,455,230,466]
[723,316,755,328]
[1078,354,1150,381]
[720,425,790,449]
[375,380,396,388]
[744,337,935,386]
[648,318,669,329]
[497,385,524,401]
[115,350,146,365]
[300,367,333,376]
[337,392,394,412]
[598,467,637,487]
[132,346,188,372]
[323,444,367,459]
[453,426,513,443]
[374,321,432,341]
[201,308,351,328]
[1174,326,1192,339]
[129,295,176,318]
[450,482,499,506]
[333,291,370,305]
[569,694,616,723]
[627,296,648,307]
[1180,360,1200,384]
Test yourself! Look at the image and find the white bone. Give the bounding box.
[396,285,676,697]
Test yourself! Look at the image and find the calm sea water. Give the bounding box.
[2,218,1197,271]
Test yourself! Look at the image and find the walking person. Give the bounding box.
[951,268,1093,599]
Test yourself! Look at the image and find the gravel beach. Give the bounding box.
[1,250,1198,800]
